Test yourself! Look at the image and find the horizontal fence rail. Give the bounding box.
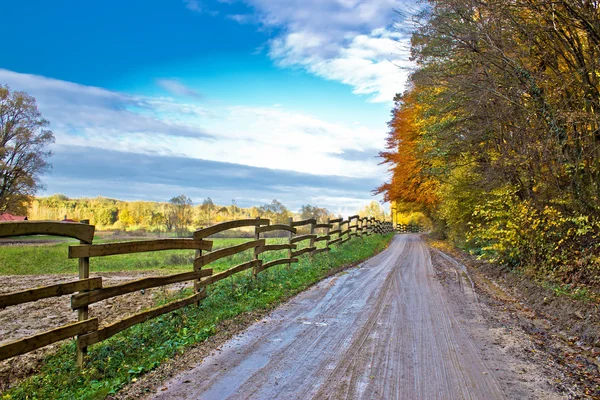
[0,278,102,309]
[0,220,95,243]
[396,223,425,233]
[0,216,394,365]
[69,239,213,258]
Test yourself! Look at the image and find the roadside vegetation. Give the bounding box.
[379,0,600,291]
[1,234,393,399]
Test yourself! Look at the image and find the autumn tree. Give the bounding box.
[229,199,239,218]
[380,0,600,284]
[258,199,290,224]
[0,85,55,214]
[376,89,439,213]
[299,204,331,222]
[166,195,193,236]
[199,197,215,226]
[358,200,387,221]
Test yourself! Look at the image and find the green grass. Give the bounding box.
[0,238,288,275]
[1,234,393,400]
[541,281,600,303]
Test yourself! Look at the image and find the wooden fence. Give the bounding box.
[396,223,425,233]
[0,216,394,366]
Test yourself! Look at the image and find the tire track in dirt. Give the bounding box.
[150,235,559,399]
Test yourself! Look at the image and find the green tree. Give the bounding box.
[0,85,55,214]
[95,205,118,227]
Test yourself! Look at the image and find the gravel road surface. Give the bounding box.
[151,235,558,399]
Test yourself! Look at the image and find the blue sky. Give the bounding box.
[1,0,414,216]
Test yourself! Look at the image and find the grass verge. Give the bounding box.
[2,234,393,399]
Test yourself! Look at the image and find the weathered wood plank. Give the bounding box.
[329,229,341,236]
[0,221,95,243]
[255,225,296,234]
[328,218,343,224]
[77,293,204,348]
[256,244,296,254]
[76,220,91,367]
[290,218,316,227]
[194,219,269,239]
[339,220,349,226]
[340,229,350,236]
[69,239,213,258]
[71,269,212,309]
[313,235,330,243]
[194,239,265,268]
[314,223,332,229]
[0,278,102,309]
[312,248,330,255]
[290,234,317,244]
[340,237,351,244]
[201,260,260,286]
[348,215,359,221]
[0,319,98,361]
[291,247,316,258]
[308,220,316,254]
[255,258,298,274]
[329,237,342,245]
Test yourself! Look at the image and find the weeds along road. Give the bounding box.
[151,235,556,400]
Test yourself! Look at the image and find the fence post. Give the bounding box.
[76,219,91,368]
[194,226,205,306]
[325,218,331,250]
[253,217,262,278]
[287,217,294,269]
[309,219,316,257]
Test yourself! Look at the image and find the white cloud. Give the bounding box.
[184,0,203,12]
[183,0,220,16]
[0,69,386,181]
[156,78,203,99]
[237,0,417,103]
[226,14,253,24]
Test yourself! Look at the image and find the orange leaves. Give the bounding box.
[377,90,439,208]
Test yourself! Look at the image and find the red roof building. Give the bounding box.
[0,213,28,222]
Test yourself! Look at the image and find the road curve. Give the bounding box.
[151,235,506,399]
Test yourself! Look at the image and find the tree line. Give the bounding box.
[27,194,388,236]
[27,195,329,234]
[379,0,600,286]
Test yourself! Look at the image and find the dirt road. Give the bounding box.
[151,235,560,399]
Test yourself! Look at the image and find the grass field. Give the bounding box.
[2,234,393,400]
[0,237,300,276]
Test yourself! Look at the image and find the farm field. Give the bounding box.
[0,236,300,346]
[0,237,293,275]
